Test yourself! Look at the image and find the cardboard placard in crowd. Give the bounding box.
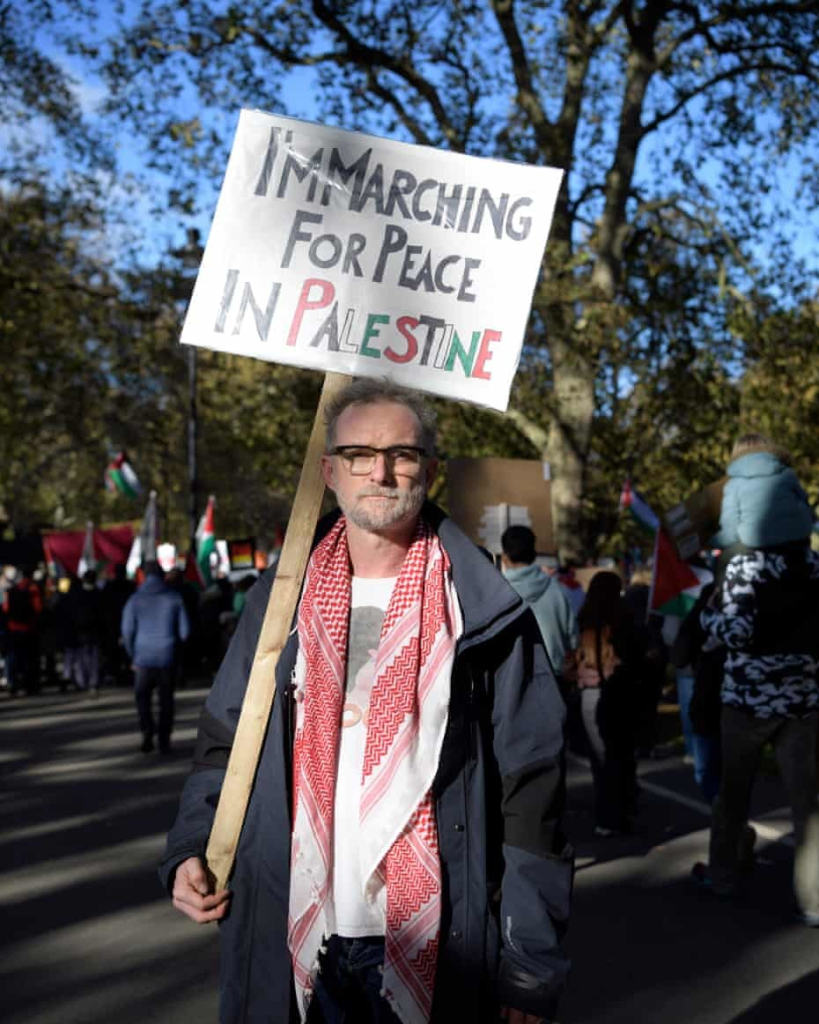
[447,457,554,554]
[227,537,256,570]
[663,477,727,559]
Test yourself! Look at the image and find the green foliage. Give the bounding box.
[587,352,741,558]
[0,185,319,545]
[0,185,116,531]
[3,2,818,558]
[736,301,819,510]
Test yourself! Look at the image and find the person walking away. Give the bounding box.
[565,570,645,835]
[121,561,190,753]
[68,570,104,696]
[37,575,64,691]
[557,560,586,615]
[165,566,201,683]
[102,565,135,686]
[160,378,572,1024]
[693,539,819,925]
[0,571,8,688]
[198,575,233,675]
[2,566,42,695]
[501,524,578,675]
[622,569,668,759]
[669,583,723,803]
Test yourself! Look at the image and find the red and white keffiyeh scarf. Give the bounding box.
[288,516,460,1024]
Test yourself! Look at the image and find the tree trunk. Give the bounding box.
[547,336,596,563]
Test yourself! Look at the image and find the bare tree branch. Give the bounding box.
[309,0,462,146]
[491,0,555,155]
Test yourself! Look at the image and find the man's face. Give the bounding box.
[321,400,438,533]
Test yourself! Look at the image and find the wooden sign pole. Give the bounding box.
[205,370,352,891]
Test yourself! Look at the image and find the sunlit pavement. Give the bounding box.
[3,686,818,1023]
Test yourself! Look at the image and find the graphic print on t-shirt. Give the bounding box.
[333,576,396,937]
[342,605,383,729]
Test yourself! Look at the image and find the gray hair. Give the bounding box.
[324,378,437,454]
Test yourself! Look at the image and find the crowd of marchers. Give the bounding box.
[0,560,259,749]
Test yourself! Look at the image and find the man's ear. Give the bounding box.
[321,453,336,490]
[424,457,439,490]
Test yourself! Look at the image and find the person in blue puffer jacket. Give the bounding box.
[712,433,814,551]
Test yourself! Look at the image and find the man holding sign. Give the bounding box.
[161,379,571,1024]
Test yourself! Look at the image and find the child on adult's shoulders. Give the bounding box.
[711,432,814,552]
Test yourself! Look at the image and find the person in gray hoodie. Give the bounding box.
[501,525,578,675]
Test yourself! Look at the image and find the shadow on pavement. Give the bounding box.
[562,758,819,1024]
[4,684,819,1024]
[2,684,222,1024]
[726,967,819,1021]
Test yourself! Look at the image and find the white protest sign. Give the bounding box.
[181,110,563,411]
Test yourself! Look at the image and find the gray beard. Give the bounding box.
[338,482,426,532]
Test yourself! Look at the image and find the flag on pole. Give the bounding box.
[77,521,96,577]
[619,479,660,532]
[183,549,205,589]
[140,490,159,562]
[104,452,141,498]
[649,527,712,617]
[620,480,711,616]
[126,490,159,577]
[197,495,216,587]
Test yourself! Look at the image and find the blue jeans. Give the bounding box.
[677,671,722,803]
[307,936,400,1024]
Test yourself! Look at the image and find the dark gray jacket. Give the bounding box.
[159,506,572,1022]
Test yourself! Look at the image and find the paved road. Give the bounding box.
[3,685,818,1023]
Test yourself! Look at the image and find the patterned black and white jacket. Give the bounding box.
[700,547,819,719]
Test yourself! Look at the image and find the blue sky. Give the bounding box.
[18,2,819,287]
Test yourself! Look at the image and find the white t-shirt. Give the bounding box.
[332,575,396,937]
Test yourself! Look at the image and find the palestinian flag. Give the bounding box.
[619,479,659,532]
[197,495,216,587]
[105,452,141,499]
[649,527,712,617]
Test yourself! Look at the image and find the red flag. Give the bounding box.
[649,528,704,615]
[43,525,133,577]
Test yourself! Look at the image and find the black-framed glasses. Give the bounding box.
[329,445,428,476]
